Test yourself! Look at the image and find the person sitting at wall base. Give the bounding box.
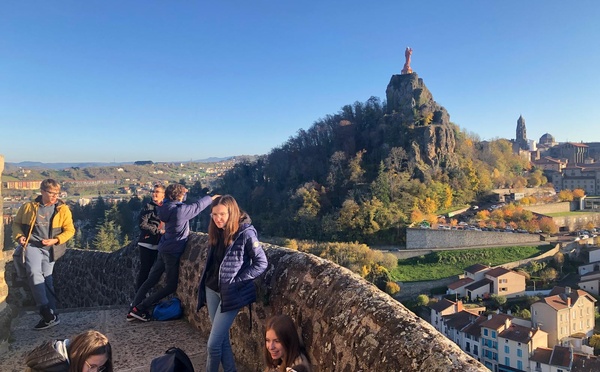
[264,314,312,372]
[25,329,113,372]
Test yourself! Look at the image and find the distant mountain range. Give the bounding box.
[6,157,234,170]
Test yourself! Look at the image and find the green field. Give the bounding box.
[390,245,552,282]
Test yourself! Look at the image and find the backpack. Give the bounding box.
[13,246,28,279]
[150,347,195,372]
[152,297,183,321]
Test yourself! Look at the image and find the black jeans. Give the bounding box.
[132,252,181,312]
[136,245,158,292]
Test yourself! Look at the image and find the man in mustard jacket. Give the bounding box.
[12,179,75,330]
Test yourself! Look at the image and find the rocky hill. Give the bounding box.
[385,73,457,169]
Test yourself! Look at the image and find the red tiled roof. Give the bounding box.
[572,353,600,371]
[485,267,511,278]
[464,264,489,274]
[499,323,536,343]
[550,346,572,368]
[465,278,493,291]
[530,347,552,363]
[480,313,512,330]
[448,277,474,290]
[429,298,456,313]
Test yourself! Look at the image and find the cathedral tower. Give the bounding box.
[516,115,528,150]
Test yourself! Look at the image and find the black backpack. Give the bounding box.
[150,347,195,372]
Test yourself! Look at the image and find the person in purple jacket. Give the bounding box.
[128,183,217,321]
[197,195,268,372]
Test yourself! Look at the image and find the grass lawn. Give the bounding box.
[390,245,552,282]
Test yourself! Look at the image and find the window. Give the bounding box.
[505,357,510,366]
[517,349,522,357]
[517,360,523,370]
[466,342,471,352]
[484,329,489,336]
[504,345,509,353]
[500,287,508,292]
[492,331,496,339]
[474,345,479,356]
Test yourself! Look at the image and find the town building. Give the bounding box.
[447,265,526,300]
[529,345,600,372]
[531,287,596,348]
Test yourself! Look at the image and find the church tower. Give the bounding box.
[516,115,528,150]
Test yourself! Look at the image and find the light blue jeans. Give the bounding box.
[24,246,56,313]
[205,287,240,372]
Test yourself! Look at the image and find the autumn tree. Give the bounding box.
[590,334,600,350]
[385,281,400,295]
[539,267,558,283]
[573,188,585,199]
[538,217,559,235]
[558,189,574,202]
[416,294,430,306]
[553,252,565,273]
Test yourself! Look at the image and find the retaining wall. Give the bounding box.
[406,228,541,249]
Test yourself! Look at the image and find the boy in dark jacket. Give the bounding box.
[135,184,165,291]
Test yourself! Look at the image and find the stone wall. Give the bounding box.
[0,154,17,353]
[406,228,541,249]
[551,213,600,231]
[6,234,486,371]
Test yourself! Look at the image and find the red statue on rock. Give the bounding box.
[401,47,413,74]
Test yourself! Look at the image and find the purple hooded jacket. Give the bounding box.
[157,195,213,256]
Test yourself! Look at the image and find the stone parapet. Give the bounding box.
[6,234,486,371]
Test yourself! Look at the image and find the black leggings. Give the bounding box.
[136,245,158,292]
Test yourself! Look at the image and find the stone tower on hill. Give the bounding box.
[384,72,457,171]
[516,115,528,150]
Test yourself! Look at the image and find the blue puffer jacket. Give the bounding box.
[197,217,268,313]
[157,195,213,256]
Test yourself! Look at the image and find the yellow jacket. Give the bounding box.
[12,196,75,261]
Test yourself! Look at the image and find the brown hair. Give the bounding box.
[208,195,241,247]
[264,315,308,372]
[153,184,166,192]
[40,179,60,192]
[68,330,113,372]
[165,183,186,201]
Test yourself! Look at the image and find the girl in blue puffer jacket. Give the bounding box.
[197,195,268,372]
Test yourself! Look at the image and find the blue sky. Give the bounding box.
[1,1,599,163]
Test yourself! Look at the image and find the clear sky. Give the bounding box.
[1,1,599,163]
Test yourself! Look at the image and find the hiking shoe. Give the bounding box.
[34,315,60,330]
[128,307,150,322]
